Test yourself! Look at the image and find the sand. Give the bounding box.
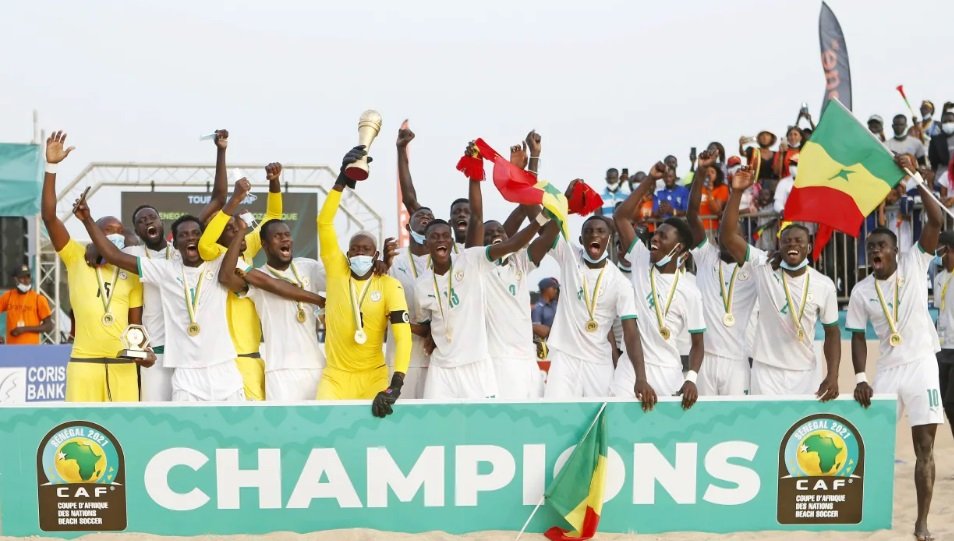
[4,345,952,541]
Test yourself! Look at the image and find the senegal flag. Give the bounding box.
[783,98,905,235]
[471,138,570,239]
[544,407,607,541]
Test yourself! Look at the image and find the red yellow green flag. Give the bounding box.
[471,138,570,238]
[783,98,905,235]
[544,407,608,541]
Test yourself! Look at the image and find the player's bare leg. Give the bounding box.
[912,423,936,541]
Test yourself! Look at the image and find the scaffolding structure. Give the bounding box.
[35,162,382,344]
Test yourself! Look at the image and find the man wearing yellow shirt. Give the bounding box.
[318,146,412,417]
[41,131,147,402]
[198,163,284,400]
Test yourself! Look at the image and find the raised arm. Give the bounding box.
[719,166,755,264]
[687,152,718,246]
[72,193,138,273]
[199,179,250,261]
[396,121,421,214]
[466,142,484,249]
[218,216,249,293]
[197,129,229,224]
[319,147,367,269]
[502,142,531,237]
[487,211,545,261]
[526,130,541,175]
[244,162,284,260]
[41,131,76,252]
[904,154,943,253]
[615,162,665,253]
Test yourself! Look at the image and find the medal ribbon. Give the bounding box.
[94,266,120,317]
[581,265,607,326]
[649,267,680,334]
[182,263,207,328]
[349,277,374,332]
[780,270,810,339]
[432,257,456,324]
[718,261,739,316]
[874,276,901,337]
[267,263,307,321]
[407,249,433,279]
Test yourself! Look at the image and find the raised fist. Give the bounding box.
[510,142,528,170]
[396,120,415,148]
[525,130,542,157]
[214,129,229,149]
[46,131,75,164]
[265,162,282,182]
[731,166,755,191]
[648,161,667,180]
[696,150,717,168]
[233,178,252,199]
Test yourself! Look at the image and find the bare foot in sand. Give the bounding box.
[914,522,933,541]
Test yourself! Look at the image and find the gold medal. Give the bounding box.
[718,262,739,329]
[781,271,810,346]
[889,332,903,347]
[354,329,367,345]
[660,326,671,341]
[722,313,735,327]
[585,319,598,332]
[875,275,903,350]
[649,267,680,343]
[101,313,114,326]
[187,323,201,337]
[796,328,806,341]
[297,308,307,323]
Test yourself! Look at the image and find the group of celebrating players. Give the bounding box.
[43,123,946,537]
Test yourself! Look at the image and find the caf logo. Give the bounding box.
[777,413,864,524]
[36,421,127,531]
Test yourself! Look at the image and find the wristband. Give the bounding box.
[685,370,698,384]
[854,372,868,385]
[529,155,540,160]
[45,162,58,174]
[535,212,550,227]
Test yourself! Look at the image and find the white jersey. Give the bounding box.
[748,247,839,370]
[414,246,494,368]
[483,249,536,360]
[247,258,327,371]
[690,242,759,359]
[138,255,240,368]
[387,247,432,368]
[627,241,706,369]
[123,244,180,349]
[935,266,954,349]
[546,237,637,364]
[846,246,939,369]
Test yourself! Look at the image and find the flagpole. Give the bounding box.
[513,402,608,541]
[904,168,954,221]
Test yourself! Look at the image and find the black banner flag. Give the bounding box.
[819,2,852,111]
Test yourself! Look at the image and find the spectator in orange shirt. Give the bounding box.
[0,264,53,345]
[697,161,729,231]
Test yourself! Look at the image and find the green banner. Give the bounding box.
[0,143,43,217]
[0,398,896,536]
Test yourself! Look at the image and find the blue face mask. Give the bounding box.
[654,245,682,268]
[409,229,426,245]
[780,258,809,271]
[932,254,943,267]
[106,233,125,250]
[349,255,375,276]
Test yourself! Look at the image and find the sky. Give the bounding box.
[2,0,952,281]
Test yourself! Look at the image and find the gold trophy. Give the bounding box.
[119,324,153,362]
[344,110,383,181]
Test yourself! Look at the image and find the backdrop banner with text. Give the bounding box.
[0,398,895,537]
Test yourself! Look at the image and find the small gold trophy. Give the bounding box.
[119,324,152,361]
[344,109,383,181]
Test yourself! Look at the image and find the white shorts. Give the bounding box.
[171,361,245,402]
[266,368,322,401]
[544,349,613,399]
[698,353,750,396]
[423,358,497,399]
[750,361,815,396]
[140,352,174,402]
[611,359,684,398]
[874,358,945,427]
[402,365,428,399]
[494,356,542,399]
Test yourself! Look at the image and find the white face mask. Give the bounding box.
[943,122,954,135]
[349,255,375,276]
[409,229,426,245]
[581,248,608,264]
[16,283,31,293]
[789,165,798,178]
[106,233,125,250]
[654,244,682,268]
[788,140,801,149]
